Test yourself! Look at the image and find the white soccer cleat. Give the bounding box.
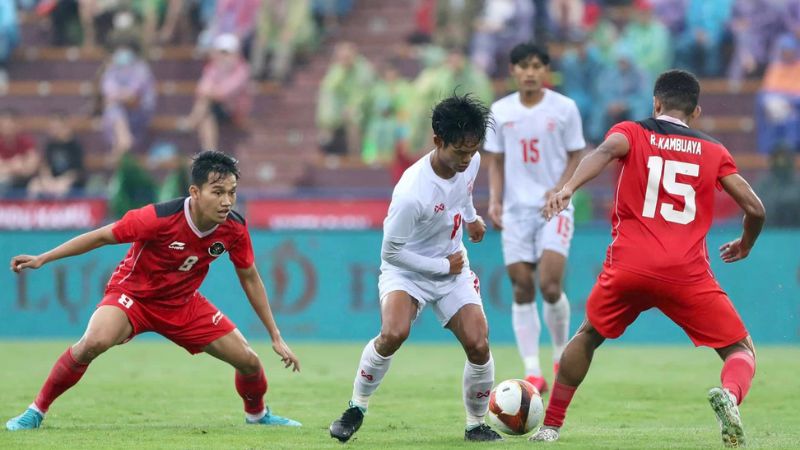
[528,426,560,442]
[708,387,746,448]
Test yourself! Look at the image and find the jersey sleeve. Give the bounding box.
[483,105,503,153]
[563,101,587,151]
[112,204,160,243]
[605,121,638,162]
[463,152,481,223]
[228,225,255,269]
[716,146,739,190]
[383,194,420,243]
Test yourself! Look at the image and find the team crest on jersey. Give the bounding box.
[503,121,515,129]
[547,117,557,132]
[208,241,226,257]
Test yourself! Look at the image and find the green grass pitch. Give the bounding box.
[1,342,798,449]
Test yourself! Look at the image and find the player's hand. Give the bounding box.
[272,338,301,372]
[719,238,751,263]
[10,254,45,273]
[543,186,573,221]
[466,216,486,243]
[447,251,465,275]
[488,201,503,230]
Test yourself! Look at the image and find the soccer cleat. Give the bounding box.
[464,423,503,441]
[329,402,365,443]
[526,374,549,394]
[6,408,44,431]
[708,387,746,448]
[528,426,560,442]
[246,407,302,427]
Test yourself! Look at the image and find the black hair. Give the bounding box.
[191,150,240,186]
[653,69,700,116]
[431,92,492,148]
[510,42,550,65]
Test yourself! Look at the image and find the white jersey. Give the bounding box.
[484,89,586,217]
[380,151,480,293]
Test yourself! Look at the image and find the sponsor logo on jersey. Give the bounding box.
[208,241,226,257]
[434,203,445,213]
[168,241,186,250]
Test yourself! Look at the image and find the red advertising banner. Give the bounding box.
[246,199,389,229]
[0,199,108,229]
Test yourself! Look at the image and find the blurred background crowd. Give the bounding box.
[0,0,798,226]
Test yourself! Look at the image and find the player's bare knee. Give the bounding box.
[464,336,490,364]
[75,335,115,361]
[377,327,409,354]
[511,282,536,304]
[539,281,562,303]
[239,350,262,375]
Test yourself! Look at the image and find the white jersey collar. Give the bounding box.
[184,197,219,238]
[655,115,689,128]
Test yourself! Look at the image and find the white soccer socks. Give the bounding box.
[512,302,543,377]
[543,293,571,362]
[463,355,495,429]
[351,338,393,410]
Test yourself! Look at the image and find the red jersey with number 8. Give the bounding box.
[604,117,738,284]
[105,197,255,305]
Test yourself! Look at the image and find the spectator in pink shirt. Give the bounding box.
[184,34,252,151]
[198,0,262,55]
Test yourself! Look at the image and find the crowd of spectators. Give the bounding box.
[1,0,798,225]
[313,0,800,174]
[1,0,342,213]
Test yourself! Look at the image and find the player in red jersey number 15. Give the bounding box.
[6,151,302,431]
[531,70,765,448]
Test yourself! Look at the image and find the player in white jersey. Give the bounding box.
[330,94,502,443]
[483,43,586,394]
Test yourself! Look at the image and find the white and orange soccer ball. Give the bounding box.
[487,379,544,435]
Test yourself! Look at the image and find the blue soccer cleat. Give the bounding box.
[245,408,301,427]
[6,408,44,431]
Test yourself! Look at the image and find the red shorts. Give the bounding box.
[99,290,236,354]
[586,266,748,348]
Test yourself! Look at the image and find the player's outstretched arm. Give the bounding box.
[9,224,118,273]
[486,152,505,229]
[235,264,301,372]
[542,133,629,221]
[718,174,766,263]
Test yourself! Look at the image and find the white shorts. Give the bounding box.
[378,269,483,327]
[501,208,574,266]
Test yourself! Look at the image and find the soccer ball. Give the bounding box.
[487,379,544,435]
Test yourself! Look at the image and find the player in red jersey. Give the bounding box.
[528,70,765,448]
[6,151,302,431]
